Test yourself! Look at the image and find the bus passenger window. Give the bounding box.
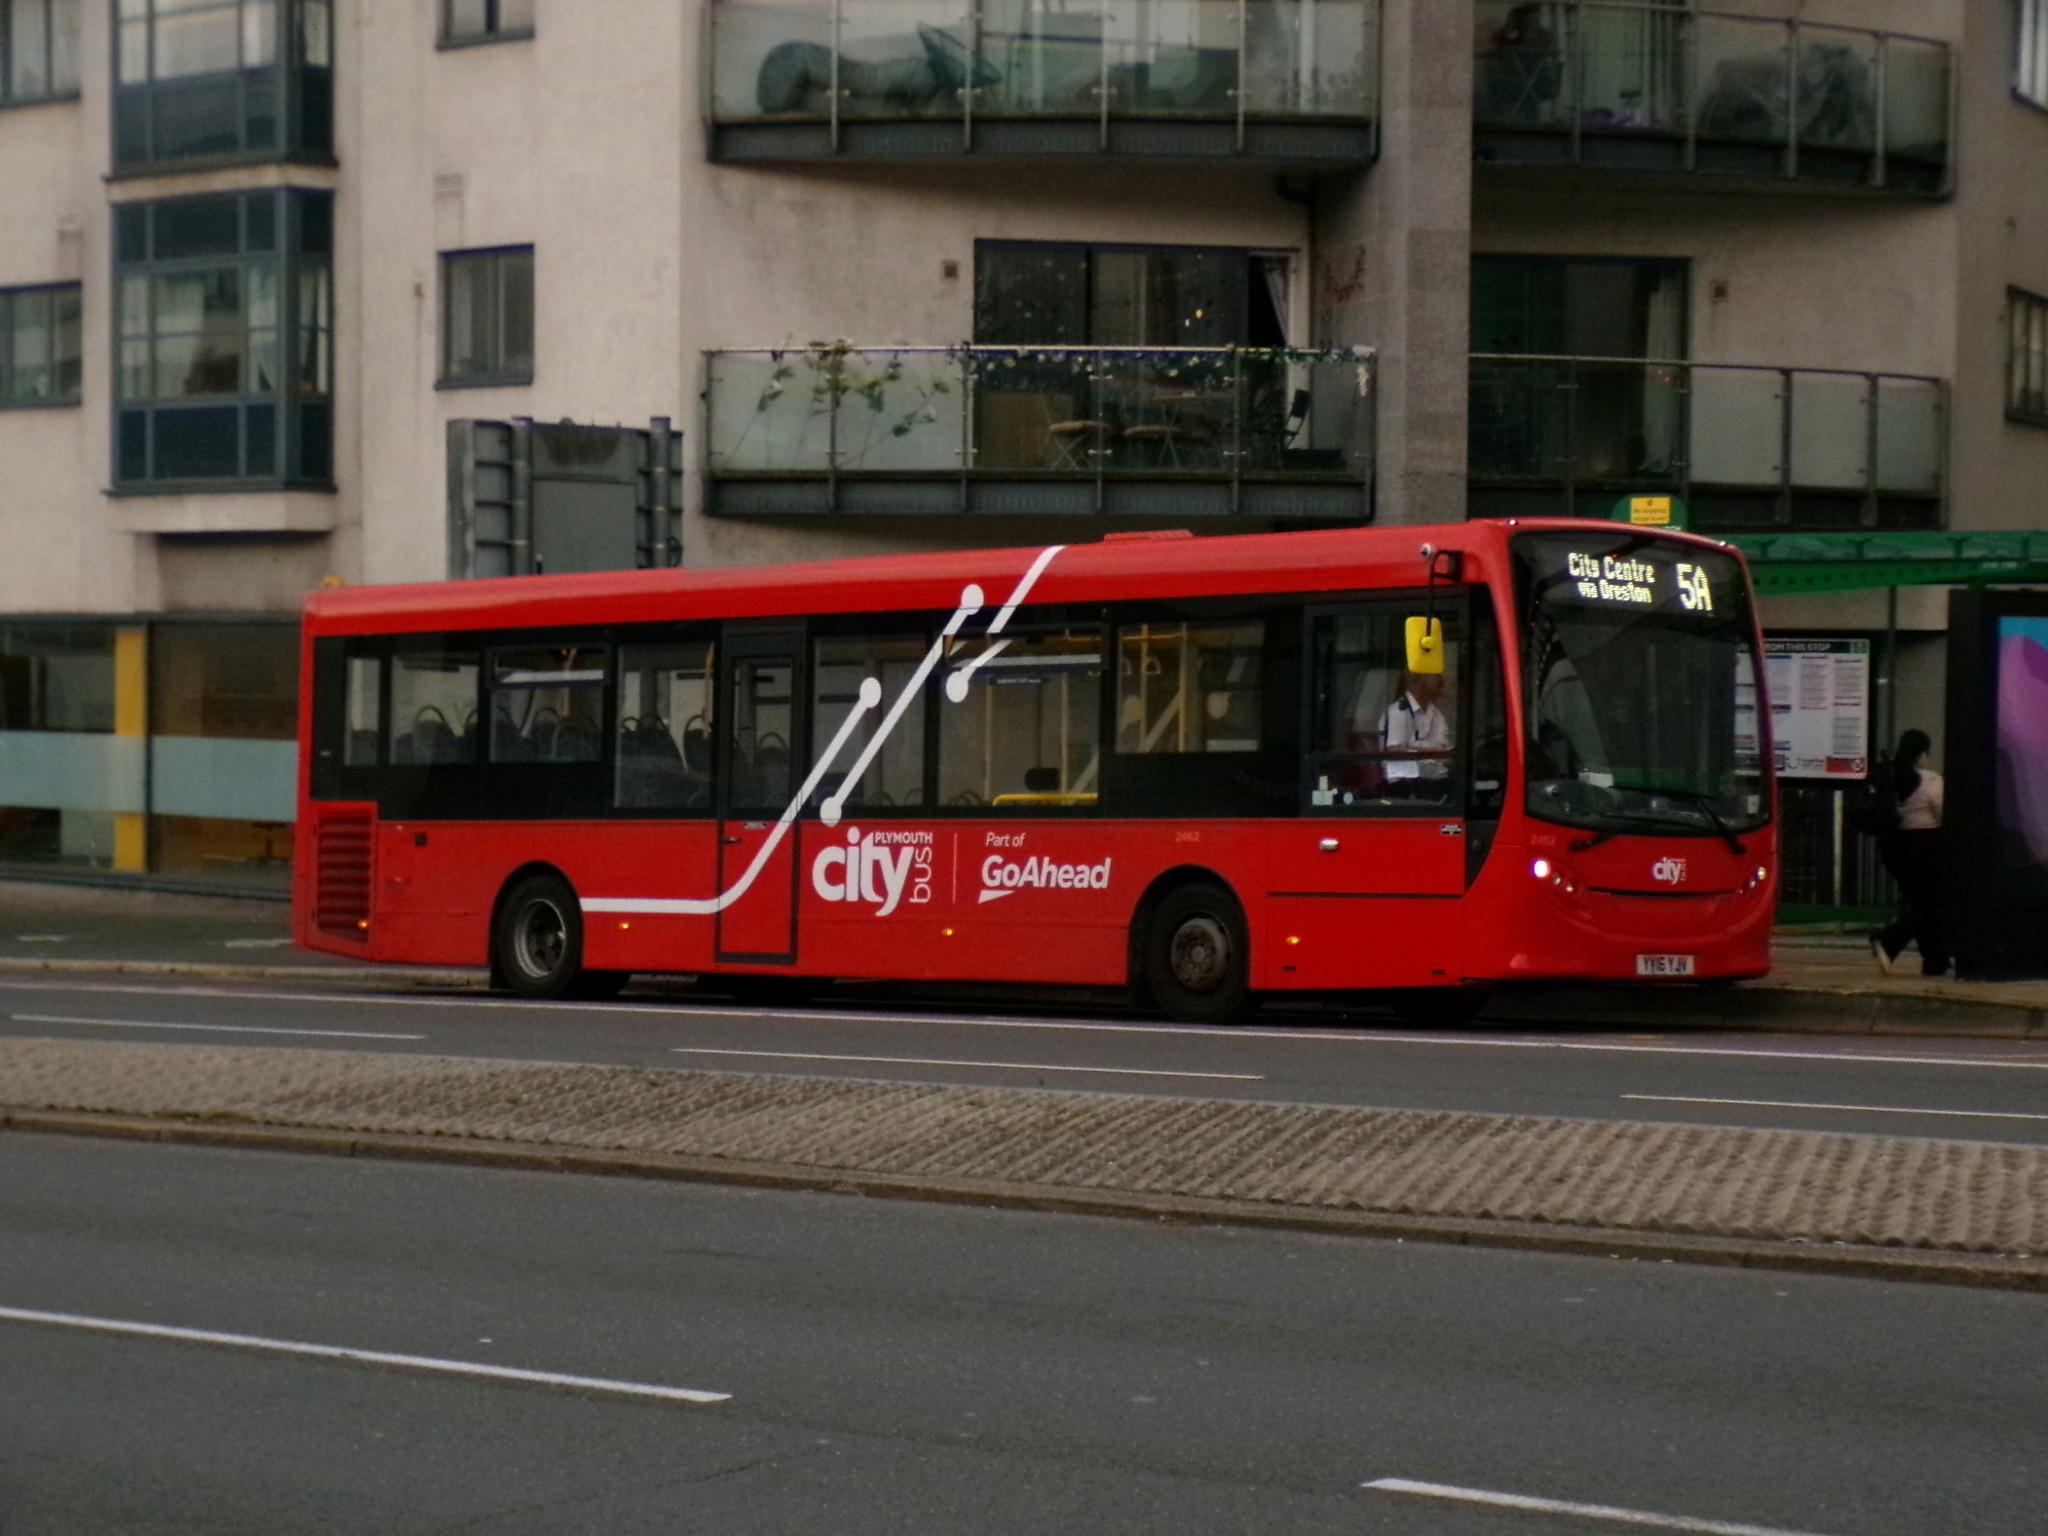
[343,654,382,766]
[489,647,606,764]
[938,628,1101,809]
[389,651,480,764]
[727,656,795,814]
[1115,622,1263,755]
[616,643,714,810]
[1307,612,1461,811]
[814,633,926,809]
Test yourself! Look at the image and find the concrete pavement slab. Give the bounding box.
[3,1037,2043,1290]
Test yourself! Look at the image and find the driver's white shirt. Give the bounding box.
[1382,693,1449,779]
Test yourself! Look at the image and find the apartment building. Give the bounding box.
[1,0,2044,914]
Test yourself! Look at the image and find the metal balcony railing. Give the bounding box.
[706,0,1378,158]
[1473,1,1952,194]
[1467,355,1944,530]
[704,343,1375,517]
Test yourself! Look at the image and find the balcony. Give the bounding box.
[1467,355,1943,532]
[706,0,1377,164]
[1473,2,1950,196]
[704,344,1374,519]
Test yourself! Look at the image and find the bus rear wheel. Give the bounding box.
[493,874,627,1000]
[1145,882,1253,1025]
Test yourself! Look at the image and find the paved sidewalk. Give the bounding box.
[1,880,2042,1036]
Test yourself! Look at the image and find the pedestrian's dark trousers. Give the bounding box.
[1876,828,1949,974]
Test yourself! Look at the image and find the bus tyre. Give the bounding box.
[1145,882,1253,1025]
[493,874,626,1001]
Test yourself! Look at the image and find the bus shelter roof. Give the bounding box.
[1730,531,2048,595]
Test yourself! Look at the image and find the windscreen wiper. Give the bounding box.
[1612,786,1747,855]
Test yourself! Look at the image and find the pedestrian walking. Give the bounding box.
[1868,728,1950,976]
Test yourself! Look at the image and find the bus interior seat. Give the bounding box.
[1023,766,1061,793]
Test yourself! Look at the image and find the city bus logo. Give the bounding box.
[979,854,1114,904]
[1652,857,1688,885]
[811,828,934,916]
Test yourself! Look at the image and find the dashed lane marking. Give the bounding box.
[0,1305,730,1405]
[671,1047,1260,1080]
[1363,1478,1843,1536]
[10,1013,426,1042]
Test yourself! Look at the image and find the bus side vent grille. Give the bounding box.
[314,813,374,941]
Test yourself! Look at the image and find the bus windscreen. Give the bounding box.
[1513,531,1767,842]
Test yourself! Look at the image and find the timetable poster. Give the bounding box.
[1765,638,1870,779]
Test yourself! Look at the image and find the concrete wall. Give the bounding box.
[0,0,136,617]
[1317,0,1472,526]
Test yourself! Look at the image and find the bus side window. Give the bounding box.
[938,628,1102,809]
[1467,597,1507,818]
[615,642,714,811]
[813,632,926,809]
[1307,611,1461,812]
[343,652,382,766]
[488,646,607,764]
[1115,621,1264,755]
[389,651,481,764]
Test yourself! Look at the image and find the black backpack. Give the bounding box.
[1847,763,1901,837]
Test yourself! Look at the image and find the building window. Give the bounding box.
[2023,0,2048,108]
[441,246,534,387]
[0,284,82,406]
[974,242,1289,349]
[441,0,533,44]
[113,0,333,172]
[113,188,333,488]
[1,0,80,102]
[2010,289,2048,426]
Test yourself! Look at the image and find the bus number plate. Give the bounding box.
[1636,953,1695,978]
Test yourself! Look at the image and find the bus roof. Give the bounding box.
[302,519,1742,637]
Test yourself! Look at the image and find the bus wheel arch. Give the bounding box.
[1130,868,1254,1026]
[489,864,628,1001]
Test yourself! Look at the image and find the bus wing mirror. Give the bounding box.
[1405,616,1445,675]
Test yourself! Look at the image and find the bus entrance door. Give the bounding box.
[716,635,803,964]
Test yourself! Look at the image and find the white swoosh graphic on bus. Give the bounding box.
[581,546,1067,919]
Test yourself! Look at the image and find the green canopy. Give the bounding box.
[1727,531,2048,595]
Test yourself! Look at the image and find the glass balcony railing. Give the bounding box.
[705,344,1374,517]
[1473,2,1951,194]
[707,0,1377,158]
[1468,355,1944,531]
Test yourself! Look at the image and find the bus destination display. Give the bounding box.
[1526,539,1731,616]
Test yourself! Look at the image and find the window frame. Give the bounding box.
[111,188,334,491]
[1300,591,1486,821]
[0,282,83,409]
[0,0,81,105]
[2020,0,2048,112]
[439,245,535,389]
[438,0,534,49]
[2008,287,2048,428]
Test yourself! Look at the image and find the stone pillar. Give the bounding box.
[1317,0,1474,525]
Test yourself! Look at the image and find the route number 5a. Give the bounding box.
[1676,563,1714,612]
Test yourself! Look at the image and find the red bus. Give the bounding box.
[294,519,1775,1021]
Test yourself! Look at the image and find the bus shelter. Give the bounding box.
[1729,531,2048,940]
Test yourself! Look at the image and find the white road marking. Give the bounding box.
[10,1013,425,1042]
[1624,1093,2048,1124]
[2,980,2044,1074]
[1363,1478,1840,1536]
[672,1047,1259,1080]
[0,1304,729,1405]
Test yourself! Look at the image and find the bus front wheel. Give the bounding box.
[1144,882,1253,1025]
[493,874,628,1001]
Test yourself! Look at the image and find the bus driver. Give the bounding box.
[1382,669,1451,795]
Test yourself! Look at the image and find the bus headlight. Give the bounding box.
[1531,858,1551,880]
